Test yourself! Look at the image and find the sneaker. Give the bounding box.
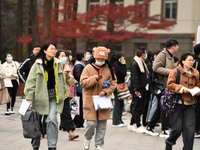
[95,146,103,150]
[112,123,126,127]
[135,126,146,134]
[5,109,10,115]
[83,139,90,150]
[145,127,159,136]
[195,131,200,138]
[9,109,14,114]
[159,130,170,138]
[127,124,137,132]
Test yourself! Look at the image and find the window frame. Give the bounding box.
[162,0,178,20]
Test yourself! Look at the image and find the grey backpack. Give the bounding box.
[21,108,41,139]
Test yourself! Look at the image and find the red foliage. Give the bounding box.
[17,0,176,45]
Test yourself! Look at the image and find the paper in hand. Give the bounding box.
[19,99,30,116]
[189,88,200,96]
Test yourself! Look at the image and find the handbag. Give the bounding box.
[117,82,131,100]
[0,87,11,105]
[70,96,80,115]
[21,108,41,139]
[160,68,184,113]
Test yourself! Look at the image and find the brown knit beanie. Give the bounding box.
[93,46,110,60]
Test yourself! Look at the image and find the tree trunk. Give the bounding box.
[30,0,40,45]
[16,0,23,62]
[71,0,78,57]
[42,0,52,43]
[54,0,59,21]
[106,0,115,49]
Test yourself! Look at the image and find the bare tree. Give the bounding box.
[16,0,23,61]
[42,0,52,42]
[30,0,40,45]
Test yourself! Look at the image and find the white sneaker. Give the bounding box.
[135,126,146,134]
[195,132,200,138]
[83,139,90,150]
[5,109,10,115]
[127,125,137,132]
[112,123,126,127]
[96,146,103,150]
[145,127,159,136]
[159,130,169,138]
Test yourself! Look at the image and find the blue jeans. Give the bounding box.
[166,104,195,150]
[32,89,58,148]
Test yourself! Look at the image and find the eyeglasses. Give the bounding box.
[185,60,195,63]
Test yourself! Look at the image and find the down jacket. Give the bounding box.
[80,64,117,121]
[167,65,200,104]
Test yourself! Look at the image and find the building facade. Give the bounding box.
[76,0,200,58]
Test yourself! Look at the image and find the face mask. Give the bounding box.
[95,60,105,66]
[60,57,67,64]
[145,54,148,59]
[7,56,13,62]
[85,54,91,61]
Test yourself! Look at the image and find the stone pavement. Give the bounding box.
[0,97,200,150]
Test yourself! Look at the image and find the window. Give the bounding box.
[134,43,147,54]
[87,0,100,10]
[115,0,123,6]
[163,0,177,20]
[113,43,122,52]
[135,0,149,17]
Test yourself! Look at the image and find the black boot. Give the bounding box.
[33,148,39,150]
[165,142,172,150]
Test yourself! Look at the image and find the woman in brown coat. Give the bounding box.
[80,46,117,150]
[166,53,200,150]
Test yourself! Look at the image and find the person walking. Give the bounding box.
[56,50,79,141]
[80,46,117,150]
[165,53,200,150]
[17,44,41,83]
[145,39,179,137]
[193,44,200,138]
[129,47,149,133]
[73,52,85,128]
[1,53,20,115]
[24,42,66,150]
[110,52,127,127]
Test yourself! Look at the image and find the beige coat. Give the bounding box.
[1,61,20,87]
[80,64,117,121]
[153,49,174,87]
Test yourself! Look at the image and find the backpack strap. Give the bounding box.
[176,68,184,107]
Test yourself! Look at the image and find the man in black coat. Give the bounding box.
[193,44,200,138]
[129,47,149,133]
[17,44,41,83]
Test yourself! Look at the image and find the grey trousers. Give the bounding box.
[84,120,107,147]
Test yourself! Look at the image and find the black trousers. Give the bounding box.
[130,89,149,127]
[148,94,169,130]
[73,92,84,128]
[7,80,18,110]
[195,96,200,132]
[112,89,124,125]
[60,97,75,132]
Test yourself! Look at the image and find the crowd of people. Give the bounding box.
[0,38,200,150]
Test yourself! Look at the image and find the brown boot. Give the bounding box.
[68,130,79,141]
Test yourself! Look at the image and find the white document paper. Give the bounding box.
[189,88,200,96]
[92,95,112,110]
[18,99,30,116]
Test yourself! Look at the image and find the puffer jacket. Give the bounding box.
[167,65,200,104]
[80,63,117,121]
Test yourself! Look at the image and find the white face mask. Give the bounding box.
[95,60,105,66]
[85,54,91,61]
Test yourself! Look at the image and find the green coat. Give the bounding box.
[24,58,66,115]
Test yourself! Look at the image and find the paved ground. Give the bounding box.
[0,97,200,150]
